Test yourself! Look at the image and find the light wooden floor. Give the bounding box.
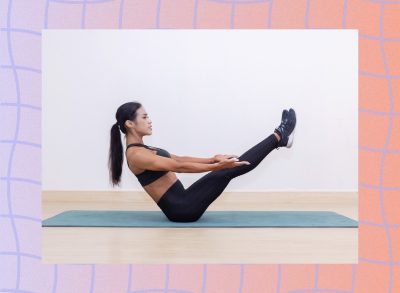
[42,191,358,264]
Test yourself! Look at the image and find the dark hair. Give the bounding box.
[108,101,142,187]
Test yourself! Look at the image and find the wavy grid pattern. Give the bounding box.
[0,0,399,292]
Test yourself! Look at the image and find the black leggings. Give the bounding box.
[157,133,279,222]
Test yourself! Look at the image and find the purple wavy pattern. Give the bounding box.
[0,0,398,292]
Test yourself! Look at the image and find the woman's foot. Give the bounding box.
[274,108,296,148]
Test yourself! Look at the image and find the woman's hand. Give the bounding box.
[214,157,250,171]
[213,154,239,163]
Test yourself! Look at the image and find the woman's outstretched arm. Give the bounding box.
[171,154,239,164]
[171,154,215,164]
[128,150,249,174]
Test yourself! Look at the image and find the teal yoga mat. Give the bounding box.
[42,210,358,228]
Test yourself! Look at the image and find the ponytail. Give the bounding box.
[108,123,123,187]
[108,101,142,187]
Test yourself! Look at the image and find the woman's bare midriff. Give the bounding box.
[142,172,178,203]
[127,148,178,204]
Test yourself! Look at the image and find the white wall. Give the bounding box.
[42,30,358,191]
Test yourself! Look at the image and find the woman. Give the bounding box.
[109,101,296,222]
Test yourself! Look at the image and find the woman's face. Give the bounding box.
[133,106,152,135]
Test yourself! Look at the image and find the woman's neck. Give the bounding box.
[126,133,144,145]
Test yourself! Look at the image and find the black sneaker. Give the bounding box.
[274,108,296,148]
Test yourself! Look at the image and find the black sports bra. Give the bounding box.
[126,143,171,187]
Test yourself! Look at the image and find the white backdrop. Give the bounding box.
[42,30,358,191]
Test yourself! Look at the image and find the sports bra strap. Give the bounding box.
[126,143,159,151]
[126,143,147,149]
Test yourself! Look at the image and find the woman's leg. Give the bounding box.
[218,133,279,180]
[182,133,279,221]
[157,173,230,222]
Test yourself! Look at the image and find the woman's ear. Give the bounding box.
[125,120,135,130]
